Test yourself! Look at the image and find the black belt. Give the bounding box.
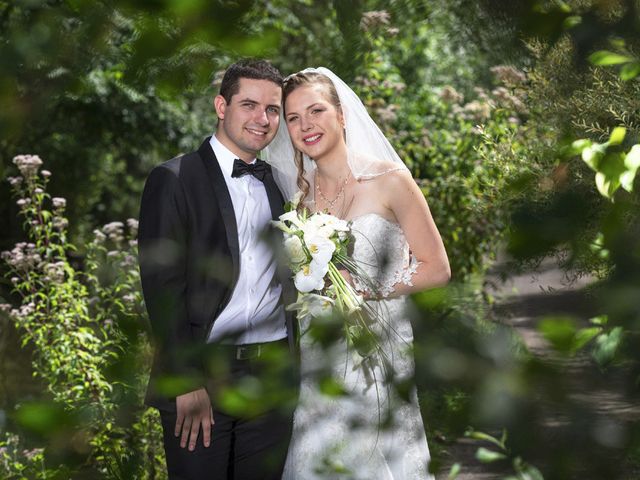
[224,338,288,361]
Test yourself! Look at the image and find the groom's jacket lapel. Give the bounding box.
[262,163,285,221]
[262,164,299,352]
[198,138,240,290]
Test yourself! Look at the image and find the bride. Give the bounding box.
[264,68,450,479]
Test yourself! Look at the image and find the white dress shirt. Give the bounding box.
[206,135,287,345]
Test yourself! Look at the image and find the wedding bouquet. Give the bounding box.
[272,193,383,362]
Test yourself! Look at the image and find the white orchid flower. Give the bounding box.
[280,210,304,227]
[294,261,326,292]
[320,214,350,232]
[285,292,334,318]
[305,293,335,317]
[303,212,350,239]
[290,190,304,210]
[305,234,336,266]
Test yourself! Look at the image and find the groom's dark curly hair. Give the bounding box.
[218,59,283,103]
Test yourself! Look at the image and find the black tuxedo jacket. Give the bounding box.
[138,138,297,411]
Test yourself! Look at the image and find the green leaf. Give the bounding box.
[625,145,640,170]
[475,447,507,463]
[592,326,624,367]
[448,463,461,479]
[595,171,620,199]
[620,144,640,192]
[581,143,606,171]
[609,38,626,49]
[15,402,71,435]
[620,169,637,193]
[572,327,601,352]
[319,377,348,397]
[570,138,591,154]
[620,62,640,81]
[589,50,634,66]
[538,316,577,354]
[519,464,545,480]
[608,127,626,146]
[590,315,608,326]
[465,429,505,449]
[154,375,201,397]
[563,15,582,29]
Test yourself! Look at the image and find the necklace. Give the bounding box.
[315,170,352,210]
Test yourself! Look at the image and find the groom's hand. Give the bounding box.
[175,387,215,451]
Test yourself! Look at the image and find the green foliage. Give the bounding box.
[571,127,640,199]
[0,432,65,479]
[464,428,542,478]
[588,37,640,81]
[0,156,165,478]
[0,0,279,248]
[352,19,532,278]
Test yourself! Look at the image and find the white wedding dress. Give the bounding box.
[282,213,434,480]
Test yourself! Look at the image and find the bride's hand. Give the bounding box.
[338,268,353,286]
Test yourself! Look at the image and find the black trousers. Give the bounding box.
[159,339,296,480]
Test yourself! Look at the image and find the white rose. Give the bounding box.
[284,235,307,265]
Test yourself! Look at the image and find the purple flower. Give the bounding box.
[41,170,52,177]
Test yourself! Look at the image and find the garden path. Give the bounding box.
[436,258,639,480]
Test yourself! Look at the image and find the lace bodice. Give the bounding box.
[349,213,420,298]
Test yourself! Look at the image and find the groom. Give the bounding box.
[138,59,297,479]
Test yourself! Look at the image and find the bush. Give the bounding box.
[352,18,533,279]
[0,155,165,479]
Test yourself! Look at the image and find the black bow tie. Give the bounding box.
[231,159,268,182]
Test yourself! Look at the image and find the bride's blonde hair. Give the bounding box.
[282,71,343,207]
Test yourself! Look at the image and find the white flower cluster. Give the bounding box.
[271,192,370,320]
[102,221,125,242]
[490,65,527,87]
[12,155,43,178]
[126,218,139,234]
[360,10,390,30]
[43,261,66,283]
[1,243,41,271]
[273,209,350,294]
[52,197,66,209]
[14,303,35,318]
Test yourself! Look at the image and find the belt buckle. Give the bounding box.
[236,344,261,360]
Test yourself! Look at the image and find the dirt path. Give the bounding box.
[436,260,638,480]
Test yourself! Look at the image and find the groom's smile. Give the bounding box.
[214,78,282,161]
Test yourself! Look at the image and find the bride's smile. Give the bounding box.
[284,85,346,163]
